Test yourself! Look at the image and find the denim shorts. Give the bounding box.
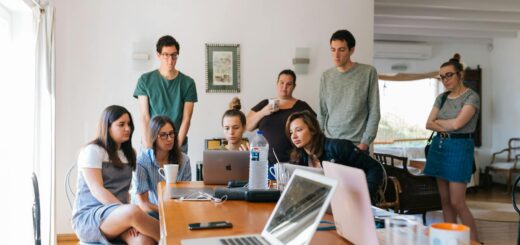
[424,135,474,183]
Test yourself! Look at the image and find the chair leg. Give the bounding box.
[507,171,513,194]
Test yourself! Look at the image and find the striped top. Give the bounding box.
[132,148,191,205]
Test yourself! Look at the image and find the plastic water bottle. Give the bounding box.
[249,130,269,189]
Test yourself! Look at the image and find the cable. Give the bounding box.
[65,163,77,209]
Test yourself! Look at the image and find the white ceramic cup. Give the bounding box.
[429,223,470,245]
[268,98,280,112]
[158,164,179,184]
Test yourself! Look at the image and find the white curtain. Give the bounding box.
[32,1,55,245]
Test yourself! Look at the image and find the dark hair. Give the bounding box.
[91,105,136,170]
[150,115,182,166]
[330,29,356,50]
[277,69,297,86]
[441,53,464,74]
[285,110,324,163]
[222,97,246,126]
[156,35,180,54]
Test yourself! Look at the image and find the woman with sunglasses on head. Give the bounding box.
[133,115,191,219]
[221,97,249,151]
[285,110,383,204]
[72,105,159,245]
[424,53,480,241]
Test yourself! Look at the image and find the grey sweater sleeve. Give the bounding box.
[361,67,380,145]
[318,73,327,130]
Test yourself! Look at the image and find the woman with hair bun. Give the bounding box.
[221,97,249,151]
[425,53,480,241]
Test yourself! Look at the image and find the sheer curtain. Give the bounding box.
[31,1,55,244]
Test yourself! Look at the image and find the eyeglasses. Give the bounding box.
[160,52,179,60]
[440,72,456,81]
[158,131,175,140]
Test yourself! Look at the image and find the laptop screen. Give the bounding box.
[264,174,333,244]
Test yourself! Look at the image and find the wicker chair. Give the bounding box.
[374,153,441,224]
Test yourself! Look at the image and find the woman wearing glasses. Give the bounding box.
[133,115,192,219]
[424,53,480,241]
[72,105,159,244]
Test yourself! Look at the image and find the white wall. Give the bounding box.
[52,0,375,234]
[489,35,520,148]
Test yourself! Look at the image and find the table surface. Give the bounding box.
[157,181,479,245]
[157,181,350,244]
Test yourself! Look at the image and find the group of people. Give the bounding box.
[71,29,481,244]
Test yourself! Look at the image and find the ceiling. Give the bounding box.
[374,0,520,44]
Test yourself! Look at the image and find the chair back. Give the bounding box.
[32,172,41,245]
[507,138,520,161]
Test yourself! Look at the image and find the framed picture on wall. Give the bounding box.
[205,43,240,93]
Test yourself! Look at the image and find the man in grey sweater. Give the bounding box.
[319,30,380,152]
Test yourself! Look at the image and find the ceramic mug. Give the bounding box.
[429,223,470,245]
[158,164,179,184]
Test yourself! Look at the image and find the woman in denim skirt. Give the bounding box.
[424,54,480,242]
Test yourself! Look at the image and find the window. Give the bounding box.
[375,77,443,146]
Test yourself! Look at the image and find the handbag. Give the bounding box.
[424,91,451,158]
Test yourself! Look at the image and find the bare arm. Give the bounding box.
[138,96,152,148]
[245,104,273,131]
[178,102,194,147]
[82,168,122,204]
[435,105,477,132]
[425,107,446,132]
[135,191,158,213]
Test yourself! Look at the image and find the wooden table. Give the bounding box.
[158,181,350,244]
[158,181,480,245]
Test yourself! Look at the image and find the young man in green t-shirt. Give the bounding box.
[134,35,198,153]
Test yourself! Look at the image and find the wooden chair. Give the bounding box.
[374,153,442,224]
[205,138,249,150]
[485,137,520,193]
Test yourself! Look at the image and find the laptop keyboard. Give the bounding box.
[219,236,267,245]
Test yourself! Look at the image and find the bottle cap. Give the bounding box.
[256,130,263,135]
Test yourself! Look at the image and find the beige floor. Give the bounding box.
[58,185,520,245]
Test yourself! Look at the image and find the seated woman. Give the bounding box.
[72,105,159,245]
[285,110,383,204]
[133,115,192,218]
[221,97,249,151]
[246,69,315,163]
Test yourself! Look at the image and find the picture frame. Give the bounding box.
[205,43,240,93]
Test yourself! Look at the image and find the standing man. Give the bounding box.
[319,30,380,152]
[134,35,197,153]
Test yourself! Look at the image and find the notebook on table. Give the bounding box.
[181,169,338,245]
[203,150,249,185]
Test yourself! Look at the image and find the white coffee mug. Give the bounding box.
[158,164,179,184]
[429,223,470,245]
[268,98,280,112]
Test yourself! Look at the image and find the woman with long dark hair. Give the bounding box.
[424,53,479,241]
[72,105,159,244]
[133,115,191,217]
[285,110,383,204]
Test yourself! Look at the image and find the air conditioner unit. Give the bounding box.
[374,42,432,60]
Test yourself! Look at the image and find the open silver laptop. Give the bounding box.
[182,170,338,245]
[281,163,324,176]
[203,150,249,185]
[322,161,379,245]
